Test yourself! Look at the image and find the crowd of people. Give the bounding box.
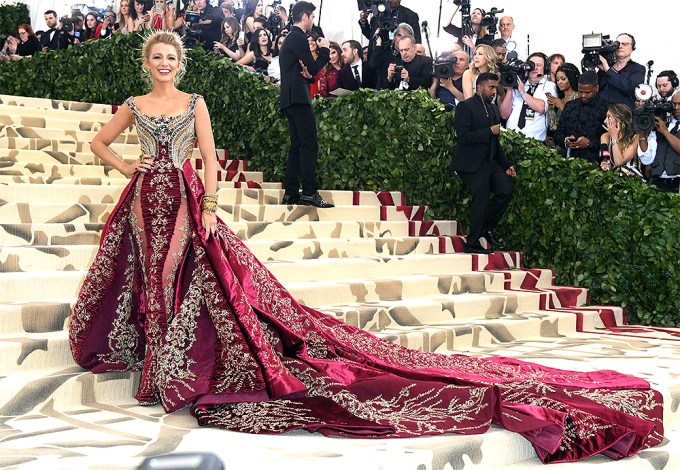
[2,0,679,194]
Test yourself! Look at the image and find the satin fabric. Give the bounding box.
[69,95,664,464]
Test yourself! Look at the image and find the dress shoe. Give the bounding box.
[298,192,335,208]
[482,230,503,249]
[281,193,300,205]
[463,241,492,254]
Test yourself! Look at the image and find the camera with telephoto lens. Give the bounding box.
[60,16,74,33]
[498,58,536,88]
[581,33,618,72]
[633,98,674,133]
[433,56,457,79]
[357,0,397,40]
[183,10,203,47]
[453,0,471,6]
[481,7,504,38]
[267,0,291,37]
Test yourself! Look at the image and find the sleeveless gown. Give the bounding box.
[69,94,664,464]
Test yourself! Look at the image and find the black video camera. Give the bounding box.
[633,99,674,133]
[581,33,618,72]
[481,7,504,38]
[433,57,457,79]
[499,58,535,88]
[60,16,74,33]
[357,0,396,37]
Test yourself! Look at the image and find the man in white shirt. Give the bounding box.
[499,52,557,142]
[638,92,680,192]
[498,16,526,61]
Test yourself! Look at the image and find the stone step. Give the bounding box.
[0,185,404,209]
[0,201,425,225]
[0,235,478,271]
[0,148,228,165]
[0,104,115,125]
[0,124,139,144]
[0,170,266,186]
[0,253,523,302]
[0,94,114,114]
[0,291,593,375]
[0,220,459,246]
[0,136,140,155]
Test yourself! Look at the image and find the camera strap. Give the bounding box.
[517,83,538,128]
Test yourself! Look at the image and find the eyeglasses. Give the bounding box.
[105,15,115,19]
[618,42,632,47]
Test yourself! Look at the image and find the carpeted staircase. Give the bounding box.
[1,94,679,470]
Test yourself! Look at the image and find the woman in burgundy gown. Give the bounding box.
[69,31,664,464]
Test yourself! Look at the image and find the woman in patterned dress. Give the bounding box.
[69,30,664,464]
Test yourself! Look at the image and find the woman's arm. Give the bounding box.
[194,97,218,240]
[462,70,474,99]
[611,135,639,167]
[90,104,148,178]
[236,50,254,67]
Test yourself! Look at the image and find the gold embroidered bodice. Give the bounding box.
[125,94,200,170]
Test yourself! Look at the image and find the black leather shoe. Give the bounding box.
[482,230,503,249]
[281,193,300,205]
[298,192,335,208]
[463,241,492,254]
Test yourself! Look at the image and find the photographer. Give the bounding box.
[368,23,413,90]
[444,4,487,56]
[429,50,469,106]
[386,35,433,91]
[499,52,557,142]
[656,70,678,101]
[597,33,645,110]
[359,0,421,45]
[554,71,608,163]
[638,93,680,192]
[40,10,74,51]
[128,0,150,32]
[491,39,506,64]
[191,0,225,49]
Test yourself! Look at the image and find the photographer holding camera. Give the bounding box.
[40,10,74,51]
[386,35,433,92]
[429,50,469,106]
[655,70,678,101]
[597,33,645,110]
[359,0,421,45]
[444,4,487,56]
[190,0,225,50]
[499,52,557,142]
[638,93,680,192]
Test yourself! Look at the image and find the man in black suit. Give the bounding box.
[359,0,421,45]
[386,36,433,91]
[337,40,377,91]
[453,73,516,254]
[279,1,333,208]
[40,10,73,51]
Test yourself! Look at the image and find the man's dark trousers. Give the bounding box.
[284,104,318,196]
[457,159,513,246]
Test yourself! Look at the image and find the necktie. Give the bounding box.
[670,121,680,135]
[352,65,361,86]
[517,84,537,129]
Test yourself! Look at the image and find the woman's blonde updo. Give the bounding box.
[141,30,187,84]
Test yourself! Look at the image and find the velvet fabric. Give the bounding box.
[69,94,664,464]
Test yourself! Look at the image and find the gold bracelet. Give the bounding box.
[202,193,218,212]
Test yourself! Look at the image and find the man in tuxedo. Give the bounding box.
[359,0,421,45]
[279,1,333,208]
[337,40,377,91]
[453,73,516,254]
[386,35,433,91]
[40,10,72,51]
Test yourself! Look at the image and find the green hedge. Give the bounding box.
[0,33,678,326]
[0,2,29,40]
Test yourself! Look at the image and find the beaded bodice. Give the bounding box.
[125,94,200,170]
